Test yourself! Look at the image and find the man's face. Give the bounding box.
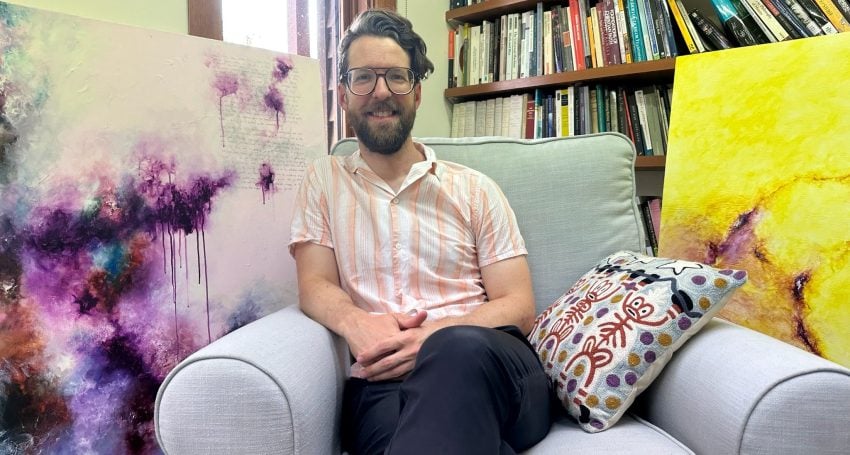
[339,36,421,156]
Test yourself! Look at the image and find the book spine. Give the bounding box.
[626,0,649,61]
[646,0,668,58]
[811,0,850,31]
[736,0,780,41]
[624,89,647,154]
[783,0,824,35]
[638,0,660,59]
[689,9,735,49]
[711,0,760,45]
[569,0,588,70]
[730,0,773,42]
[765,0,812,37]
[603,0,623,64]
[657,0,680,56]
[833,0,850,22]
[616,0,634,62]
[578,0,594,68]
[796,0,840,33]
[761,0,804,35]
[551,8,564,73]
[746,0,792,39]
[667,0,700,51]
[448,29,456,88]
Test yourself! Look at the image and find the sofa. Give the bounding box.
[155,134,850,454]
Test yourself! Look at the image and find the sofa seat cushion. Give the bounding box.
[523,414,693,454]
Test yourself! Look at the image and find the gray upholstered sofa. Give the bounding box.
[155,134,850,454]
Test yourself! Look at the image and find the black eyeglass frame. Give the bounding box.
[341,67,420,96]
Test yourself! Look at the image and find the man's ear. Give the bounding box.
[338,83,349,112]
[413,82,422,110]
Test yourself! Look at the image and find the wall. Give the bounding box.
[5,0,187,33]
[399,0,451,137]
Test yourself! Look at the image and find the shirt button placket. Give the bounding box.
[390,196,402,305]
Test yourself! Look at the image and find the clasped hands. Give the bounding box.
[346,309,443,382]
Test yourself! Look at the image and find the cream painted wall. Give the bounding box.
[5,0,188,33]
[399,1,451,138]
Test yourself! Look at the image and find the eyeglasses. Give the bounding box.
[342,67,418,96]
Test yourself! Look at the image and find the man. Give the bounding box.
[289,9,553,454]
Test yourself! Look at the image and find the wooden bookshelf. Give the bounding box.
[447,0,564,23]
[445,0,676,176]
[635,155,666,170]
[444,58,675,102]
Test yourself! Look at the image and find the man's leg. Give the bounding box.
[341,378,402,454]
[386,325,553,455]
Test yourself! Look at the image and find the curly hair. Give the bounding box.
[338,9,435,83]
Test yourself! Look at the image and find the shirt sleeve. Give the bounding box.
[288,160,334,256]
[472,174,528,267]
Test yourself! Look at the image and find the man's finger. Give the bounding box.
[357,339,399,366]
[394,309,427,330]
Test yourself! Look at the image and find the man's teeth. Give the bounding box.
[371,111,394,117]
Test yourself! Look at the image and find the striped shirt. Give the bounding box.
[289,143,527,320]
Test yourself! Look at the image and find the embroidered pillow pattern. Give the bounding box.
[528,250,747,432]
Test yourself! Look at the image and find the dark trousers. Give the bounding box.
[341,325,554,455]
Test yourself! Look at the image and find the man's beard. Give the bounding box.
[349,100,415,155]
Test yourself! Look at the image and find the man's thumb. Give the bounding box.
[396,309,427,329]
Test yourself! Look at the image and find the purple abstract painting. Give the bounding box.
[0,3,326,453]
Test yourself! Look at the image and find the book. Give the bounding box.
[668,0,701,52]
[569,0,587,70]
[626,0,649,60]
[730,0,773,42]
[765,0,811,37]
[615,0,633,62]
[677,0,710,51]
[737,0,782,41]
[811,0,850,31]
[833,0,850,22]
[689,9,735,49]
[657,0,681,56]
[796,0,840,33]
[761,0,806,37]
[639,198,659,255]
[448,29,456,88]
[782,0,825,35]
[711,0,761,46]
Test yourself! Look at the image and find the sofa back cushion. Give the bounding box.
[329,134,644,315]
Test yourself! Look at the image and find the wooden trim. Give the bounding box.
[187,0,223,40]
[635,155,666,170]
[447,0,560,23]
[445,58,676,102]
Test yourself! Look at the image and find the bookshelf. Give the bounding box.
[445,0,676,172]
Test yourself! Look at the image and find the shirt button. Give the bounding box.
[391,198,399,204]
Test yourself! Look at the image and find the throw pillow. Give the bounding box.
[528,250,747,432]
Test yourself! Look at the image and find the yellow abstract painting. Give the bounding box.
[659,33,850,368]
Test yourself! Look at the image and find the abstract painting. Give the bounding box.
[659,32,850,369]
[0,3,326,453]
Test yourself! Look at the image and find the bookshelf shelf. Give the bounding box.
[444,58,676,102]
[447,0,563,23]
[635,155,666,170]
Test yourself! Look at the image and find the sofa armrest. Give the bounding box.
[155,305,349,455]
[633,318,850,454]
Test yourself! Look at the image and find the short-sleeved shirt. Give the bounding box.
[289,143,527,320]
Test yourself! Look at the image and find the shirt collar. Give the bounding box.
[343,141,440,178]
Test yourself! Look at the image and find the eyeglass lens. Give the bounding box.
[347,68,414,95]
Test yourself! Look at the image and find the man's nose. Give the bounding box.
[371,74,392,99]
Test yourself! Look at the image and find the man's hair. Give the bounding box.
[338,9,435,83]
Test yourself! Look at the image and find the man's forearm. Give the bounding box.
[298,277,367,338]
[425,295,536,335]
